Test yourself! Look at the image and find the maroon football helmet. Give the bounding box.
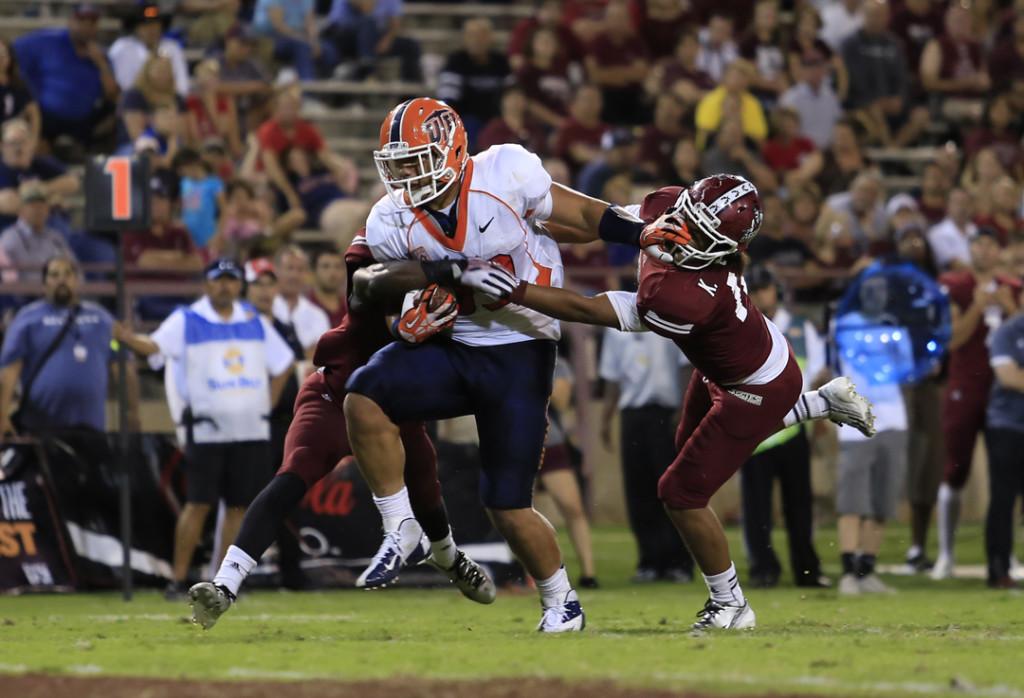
[663,174,763,270]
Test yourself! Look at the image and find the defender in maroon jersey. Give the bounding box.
[187,234,496,630]
[462,175,876,632]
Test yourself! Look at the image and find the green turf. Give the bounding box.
[0,524,1021,697]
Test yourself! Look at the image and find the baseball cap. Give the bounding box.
[601,128,636,151]
[245,258,277,283]
[136,1,164,22]
[19,181,47,203]
[885,193,918,219]
[205,258,243,281]
[73,3,101,19]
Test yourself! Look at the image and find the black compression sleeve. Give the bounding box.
[598,205,645,247]
[421,258,468,286]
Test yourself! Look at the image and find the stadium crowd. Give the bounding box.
[0,0,1022,596]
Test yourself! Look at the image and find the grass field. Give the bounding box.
[1,524,1021,698]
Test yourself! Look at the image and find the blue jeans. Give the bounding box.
[272,32,338,80]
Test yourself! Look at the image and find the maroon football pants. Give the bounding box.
[658,354,804,510]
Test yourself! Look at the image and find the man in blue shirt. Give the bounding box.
[252,0,337,80]
[0,255,137,435]
[323,0,422,82]
[14,4,119,147]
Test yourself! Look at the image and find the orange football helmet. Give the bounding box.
[373,97,469,208]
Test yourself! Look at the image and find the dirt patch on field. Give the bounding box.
[5,675,832,698]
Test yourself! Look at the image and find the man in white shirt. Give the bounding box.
[779,51,842,149]
[108,3,190,96]
[115,258,295,600]
[272,245,330,358]
[927,188,978,271]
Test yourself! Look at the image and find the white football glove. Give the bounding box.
[459,259,519,300]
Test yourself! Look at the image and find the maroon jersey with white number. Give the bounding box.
[634,187,784,387]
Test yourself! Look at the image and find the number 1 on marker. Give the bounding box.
[104,157,132,221]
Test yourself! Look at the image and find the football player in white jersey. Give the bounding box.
[343,97,677,632]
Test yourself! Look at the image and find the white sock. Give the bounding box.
[703,562,745,606]
[536,565,572,608]
[784,391,829,427]
[213,545,257,597]
[373,487,415,532]
[430,528,458,568]
[936,483,961,560]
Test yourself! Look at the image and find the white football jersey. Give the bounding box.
[365,143,564,347]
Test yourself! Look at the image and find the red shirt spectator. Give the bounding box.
[628,0,697,60]
[762,134,815,173]
[508,1,584,69]
[889,0,944,74]
[257,116,324,157]
[637,93,689,180]
[584,0,648,124]
[514,27,573,129]
[553,84,608,173]
[964,94,1022,174]
[186,93,232,141]
[988,17,1024,91]
[476,87,548,155]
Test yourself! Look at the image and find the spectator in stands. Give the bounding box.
[989,15,1024,92]
[0,183,74,282]
[553,84,608,176]
[984,311,1024,588]
[308,246,345,328]
[122,175,201,272]
[186,60,243,159]
[695,60,767,148]
[761,105,821,191]
[630,0,696,61]
[215,24,274,134]
[182,0,242,48]
[746,190,819,277]
[599,301,694,584]
[696,13,738,83]
[0,39,39,146]
[476,86,547,155]
[889,0,944,79]
[119,56,184,146]
[739,0,788,104]
[919,4,990,106]
[584,0,649,125]
[561,0,611,45]
[670,138,702,188]
[253,0,337,81]
[975,177,1024,244]
[816,119,870,196]
[823,170,888,255]
[323,0,422,82]
[740,265,828,589]
[114,258,294,600]
[14,4,119,150]
[927,188,978,271]
[437,18,510,148]
[131,103,183,171]
[109,3,189,97]
[174,147,224,254]
[700,117,777,192]
[833,273,907,595]
[508,0,584,72]
[962,147,1009,219]
[780,49,842,150]
[964,94,1022,175]
[216,177,302,260]
[0,256,136,437]
[820,0,863,51]
[647,29,714,111]
[283,146,357,231]
[637,93,687,181]
[0,119,81,231]
[842,0,927,148]
[577,128,638,198]
[786,6,848,101]
[273,245,329,357]
[914,163,951,226]
[514,27,572,130]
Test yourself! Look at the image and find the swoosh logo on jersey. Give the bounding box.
[478,217,494,233]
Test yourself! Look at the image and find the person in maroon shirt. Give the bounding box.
[552,83,609,174]
[308,246,346,328]
[974,176,1024,244]
[122,176,202,274]
[476,86,548,155]
[786,6,848,99]
[913,162,951,226]
[187,236,497,629]
[889,0,944,79]
[932,228,1021,580]
[760,105,819,189]
[738,0,788,102]
[919,4,990,100]
[514,27,573,130]
[629,0,698,60]
[583,0,649,124]
[964,94,1023,175]
[988,15,1024,92]
[637,93,689,180]
[508,0,584,72]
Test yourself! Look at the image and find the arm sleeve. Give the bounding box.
[262,318,297,376]
[602,290,647,333]
[0,312,28,367]
[148,310,185,360]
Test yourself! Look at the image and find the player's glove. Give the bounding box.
[394,284,458,344]
[640,213,693,265]
[459,259,520,300]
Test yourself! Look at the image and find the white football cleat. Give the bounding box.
[691,599,756,633]
[537,590,585,633]
[838,573,861,596]
[858,573,896,594]
[429,550,497,604]
[356,518,428,589]
[188,582,234,630]
[820,377,876,437]
[930,555,955,581]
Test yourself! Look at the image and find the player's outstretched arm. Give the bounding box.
[514,283,622,329]
[350,259,467,311]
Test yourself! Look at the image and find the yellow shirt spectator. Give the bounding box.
[694,60,768,148]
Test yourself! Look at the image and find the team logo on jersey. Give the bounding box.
[222,347,244,375]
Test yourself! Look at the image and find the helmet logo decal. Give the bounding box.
[706,179,756,216]
[422,109,456,147]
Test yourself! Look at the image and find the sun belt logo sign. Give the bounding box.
[222,347,245,375]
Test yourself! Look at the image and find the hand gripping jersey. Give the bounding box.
[364,143,564,347]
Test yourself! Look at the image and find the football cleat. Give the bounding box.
[905,550,934,574]
[819,377,876,437]
[356,518,428,589]
[691,598,756,633]
[838,573,861,596]
[858,573,896,594]
[429,549,497,604]
[537,590,585,633]
[930,555,954,581]
[188,582,235,630]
